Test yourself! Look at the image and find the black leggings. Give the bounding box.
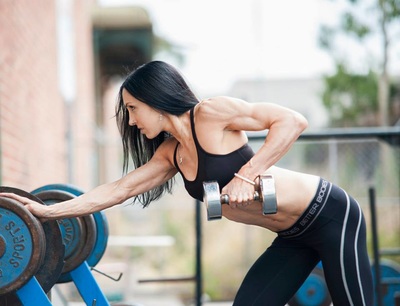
[233,178,374,306]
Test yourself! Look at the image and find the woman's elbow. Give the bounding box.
[292,111,308,133]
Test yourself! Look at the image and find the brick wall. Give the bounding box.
[0,0,96,192]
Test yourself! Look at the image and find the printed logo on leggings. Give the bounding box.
[316,180,328,203]
[279,179,329,237]
[299,180,328,227]
[280,226,300,236]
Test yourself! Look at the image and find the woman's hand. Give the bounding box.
[221,175,256,208]
[0,192,52,221]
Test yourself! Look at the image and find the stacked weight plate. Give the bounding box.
[31,184,109,283]
[0,184,109,305]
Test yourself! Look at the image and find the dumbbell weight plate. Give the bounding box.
[203,181,223,220]
[31,184,109,268]
[32,190,97,283]
[0,197,46,295]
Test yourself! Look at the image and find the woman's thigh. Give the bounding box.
[233,239,320,306]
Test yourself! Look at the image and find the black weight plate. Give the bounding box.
[33,190,96,282]
[37,220,65,291]
[0,196,46,295]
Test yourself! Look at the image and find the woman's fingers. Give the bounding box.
[0,192,29,203]
[0,192,48,220]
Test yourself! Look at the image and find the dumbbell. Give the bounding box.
[203,174,278,221]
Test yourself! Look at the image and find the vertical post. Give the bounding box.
[369,187,383,306]
[56,0,76,184]
[195,199,203,306]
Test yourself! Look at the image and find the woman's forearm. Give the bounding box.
[45,181,128,219]
[241,112,308,180]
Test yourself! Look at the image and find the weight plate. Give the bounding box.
[31,183,85,197]
[203,181,223,220]
[32,184,109,268]
[0,293,20,305]
[0,186,65,305]
[32,190,96,283]
[0,197,46,295]
[288,265,332,306]
[88,211,109,267]
[57,217,84,260]
[371,259,400,306]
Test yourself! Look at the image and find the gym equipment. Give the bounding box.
[0,184,112,305]
[0,187,65,292]
[31,184,109,271]
[0,197,46,295]
[372,259,400,306]
[288,262,332,306]
[0,187,65,305]
[31,185,111,305]
[32,190,96,280]
[203,174,277,220]
[0,188,60,305]
[369,187,400,306]
[288,258,400,306]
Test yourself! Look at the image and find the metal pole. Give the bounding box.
[195,199,203,306]
[56,0,76,184]
[369,187,383,306]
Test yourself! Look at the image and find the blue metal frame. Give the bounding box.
[16,277,52,306]
[69,261,110,306]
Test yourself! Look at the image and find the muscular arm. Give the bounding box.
[198,97,307,204]
[46,156,177,219]
[1,139,178,219]
[200,97,308,180]
[229,100,308,180]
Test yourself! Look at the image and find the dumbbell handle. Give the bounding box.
[220,191,260,204]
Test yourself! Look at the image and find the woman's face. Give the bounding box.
[122,88,163,139]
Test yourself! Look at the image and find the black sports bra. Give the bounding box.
[174,107,255,201]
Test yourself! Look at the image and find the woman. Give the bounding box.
[1,61,373,305]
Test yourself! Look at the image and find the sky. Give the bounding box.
[99,0,399,96]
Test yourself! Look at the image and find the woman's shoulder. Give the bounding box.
[200,96,243,105]
[197,96,245,116]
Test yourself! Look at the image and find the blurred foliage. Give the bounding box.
[321,64,400,126]
[318,0,400,126]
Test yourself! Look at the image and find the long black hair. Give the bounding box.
[115,61,199,207]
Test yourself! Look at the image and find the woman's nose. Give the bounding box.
[128,114,137,126]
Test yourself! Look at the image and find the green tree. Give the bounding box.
[319,0,400,127]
